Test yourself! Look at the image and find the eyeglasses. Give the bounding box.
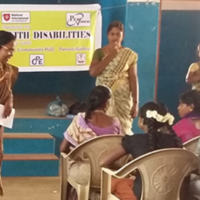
[1,45,15,54]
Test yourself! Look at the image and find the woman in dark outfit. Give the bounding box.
[100,102,183,199]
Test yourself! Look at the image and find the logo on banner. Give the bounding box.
[30,55,44,66]
[2,12,30,23]
[3,14,10,21]
[66,13,90,27]
[76,53,86,65]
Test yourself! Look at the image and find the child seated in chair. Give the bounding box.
[173,90,200,143]
[100,102,183,200]
[60,85,121,200]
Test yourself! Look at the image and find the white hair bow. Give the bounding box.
[146,110,174,125]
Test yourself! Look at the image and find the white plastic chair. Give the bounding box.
[101,148,200,200]
[60,135,129,200]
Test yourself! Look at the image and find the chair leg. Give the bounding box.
[101,170,112,200]
[60,153,69,200]
[60,181,68,200]
[77,185,90,200]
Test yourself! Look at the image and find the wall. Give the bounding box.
[1,0,127,155]
[125,0,160,132]
[2,0,161,137]
[157,0,200,120]
[1,0,126,100]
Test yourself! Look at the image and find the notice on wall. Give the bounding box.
[0,4,102,72]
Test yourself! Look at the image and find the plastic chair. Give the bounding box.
[183,136,200,154]
[60,135,128,200]
[101,148,200,200]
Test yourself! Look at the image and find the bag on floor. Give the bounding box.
[46,96,68,117]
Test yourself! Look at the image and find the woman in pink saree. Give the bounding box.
[60,86,121,200]
[173,90,200,143]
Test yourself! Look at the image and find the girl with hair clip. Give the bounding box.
[100,102,183,200]
[60,85,121,200]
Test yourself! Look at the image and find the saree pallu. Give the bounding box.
[0,63,18,196]
[96,48,138,135]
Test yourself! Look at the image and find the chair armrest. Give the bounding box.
[102,167,116,176]
[61,152,68,159]
[102,167,137,179]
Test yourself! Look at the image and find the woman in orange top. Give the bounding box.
[0,30,18,195]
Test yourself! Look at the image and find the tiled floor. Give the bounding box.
[1,177,60,200]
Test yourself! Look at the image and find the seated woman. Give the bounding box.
[100,102,182,200]
[60,85,121,200]
[173,90,200,143]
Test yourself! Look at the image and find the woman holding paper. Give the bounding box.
[0,30,18,195]
[89,21,139,136]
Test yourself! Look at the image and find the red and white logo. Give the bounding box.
[3,14,10,21]
[2,12,30,24]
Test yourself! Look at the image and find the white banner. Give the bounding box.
[0,4,102,72]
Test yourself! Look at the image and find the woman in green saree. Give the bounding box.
[89,21,139,135]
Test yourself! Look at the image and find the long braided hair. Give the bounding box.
[85,85,111,122]
[139,102,182,151]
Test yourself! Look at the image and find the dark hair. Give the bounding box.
[180,90,200,114]
[107,21,124,34]
[85,85,111,122]
[139,102,182,151]
[0,30,16,48]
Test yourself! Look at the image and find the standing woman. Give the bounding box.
[0,30,18,195]
[186,44,200,91]
[89,21,139,135]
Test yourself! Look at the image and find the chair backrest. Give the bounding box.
[184,135,200,153]
[114,148,200,200]
[68,135,128,188]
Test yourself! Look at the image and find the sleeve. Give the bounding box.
[188,63,199,73]
[129,51,138,66]
[92,48,104,61]
[10,65,19,88]
[173,120,193,143]
[64,116,79,146]
[173,121,184,138]
[113,117,122,134]
[121,135,133,153]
